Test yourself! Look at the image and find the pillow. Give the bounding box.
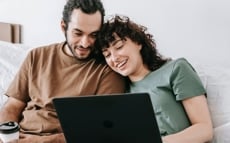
[0,40,30,108]
[192,63,230,143]
[212,122,230,143]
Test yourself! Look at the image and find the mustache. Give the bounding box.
[64,32,93,50]
[74,45,91,49]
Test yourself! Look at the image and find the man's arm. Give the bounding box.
[97,67,126,94]
[0,97,26,123]
[19,133,66,143]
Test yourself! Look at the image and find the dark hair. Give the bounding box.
[62,0,105,29]
[96,15,169,71]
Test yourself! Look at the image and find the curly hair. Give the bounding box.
[62,0,105,29]
[96,15,169,71]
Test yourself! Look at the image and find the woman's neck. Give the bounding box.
[129,65,150,82]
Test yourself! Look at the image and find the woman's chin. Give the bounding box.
[114,69,129,77]
[119,71,129,77]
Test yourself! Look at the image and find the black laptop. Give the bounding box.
[53,92,162,143]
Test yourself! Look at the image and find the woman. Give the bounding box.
[96,15,213,143]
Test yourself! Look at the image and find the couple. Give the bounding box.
[0,0,213,142]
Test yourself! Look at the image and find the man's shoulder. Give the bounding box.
[24,42,65,63]
[30,42,65,53]
[90,59,111,70]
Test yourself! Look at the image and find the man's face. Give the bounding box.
[64,9,102,60]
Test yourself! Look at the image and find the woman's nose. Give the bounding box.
[111,53,119,62]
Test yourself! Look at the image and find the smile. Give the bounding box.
[76,46,89,51]
[115,59,128,69]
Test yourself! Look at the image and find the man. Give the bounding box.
[0,0,125,142]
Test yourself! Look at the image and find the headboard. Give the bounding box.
[0,22,21,43]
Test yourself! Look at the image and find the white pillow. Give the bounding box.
[193,63,230,143]
[198,66,230,127]
[0,40,30,108]
[212,122,230,143]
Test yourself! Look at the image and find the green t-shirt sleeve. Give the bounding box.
[170,58,206,101]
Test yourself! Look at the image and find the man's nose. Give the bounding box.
[80,36,91,48]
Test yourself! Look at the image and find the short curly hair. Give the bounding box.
[96,15,169,71]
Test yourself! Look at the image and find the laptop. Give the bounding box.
[52,92,162,143]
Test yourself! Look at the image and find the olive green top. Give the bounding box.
[129,58,206,136]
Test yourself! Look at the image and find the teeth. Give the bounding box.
[116,60,127,68]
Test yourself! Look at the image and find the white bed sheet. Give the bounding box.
[0,40,30,108]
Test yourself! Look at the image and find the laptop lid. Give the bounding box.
[53,92,162,143]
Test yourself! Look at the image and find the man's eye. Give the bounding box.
[73,32,82,36]
[90,33,97,38]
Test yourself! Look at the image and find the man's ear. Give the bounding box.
[61,20,67,32]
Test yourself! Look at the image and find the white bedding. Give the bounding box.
[192,64,230,143]
[0,40,30,108]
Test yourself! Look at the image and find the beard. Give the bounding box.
[64,33,95,61]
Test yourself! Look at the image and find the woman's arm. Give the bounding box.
[162,95,213,143]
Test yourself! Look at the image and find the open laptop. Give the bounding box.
[52,92,162,143]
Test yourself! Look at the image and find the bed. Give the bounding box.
[0,22,30,108]
[0,22,230,143]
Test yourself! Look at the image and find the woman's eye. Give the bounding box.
[116,41,124,49]
[103,52,110,58]
[117,45,123,49]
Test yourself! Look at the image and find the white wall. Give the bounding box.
[103,0,230,66]
[0,0,66,47]
[0,0,230,66]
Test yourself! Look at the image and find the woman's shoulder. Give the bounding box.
[173,57,194,69]
[166,57,192,69]
[158,57,195,74]
[163,57,198,78]
[170,57,189,64]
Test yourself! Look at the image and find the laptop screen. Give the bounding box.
[53,92,162,143]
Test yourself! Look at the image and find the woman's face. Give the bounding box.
[102,36,147,81]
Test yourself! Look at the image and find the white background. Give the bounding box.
[0,0,230,65]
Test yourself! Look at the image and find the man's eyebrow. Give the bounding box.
[91,31,99,35]
[73,28,99,35]
[73,28,82,32]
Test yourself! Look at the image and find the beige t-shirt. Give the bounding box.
[6,42,125,135]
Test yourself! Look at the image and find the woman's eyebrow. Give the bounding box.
[111,39,122,46]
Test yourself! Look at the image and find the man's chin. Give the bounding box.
[76,54,91,60]
[75,51,91,59]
